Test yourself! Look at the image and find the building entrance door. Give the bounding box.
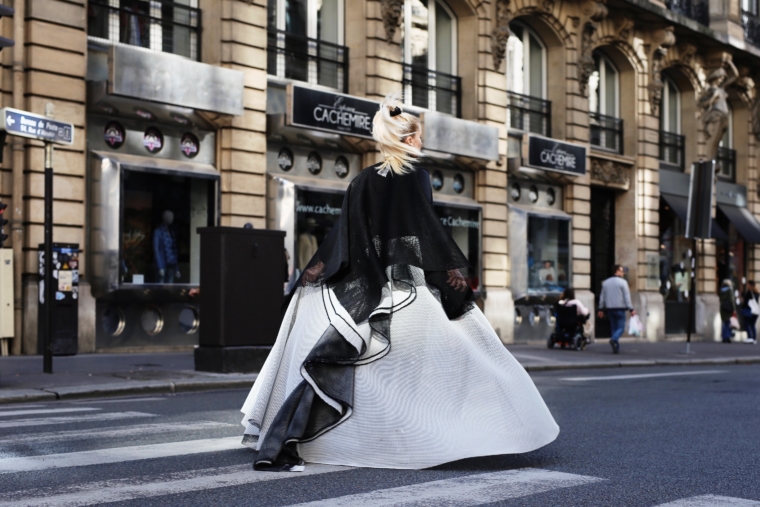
[591,187,616,338]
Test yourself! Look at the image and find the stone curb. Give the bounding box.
[522,356,760,372]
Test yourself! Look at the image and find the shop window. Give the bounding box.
[120,170,216,285]
[659,77,684,169]
[88,0,201,61]
[266,0,347,91]
[293,189,344,278]
[716,208,747,293]
[527,216,570,293]
[402,0,461,116]
[506,22,550,136]
[588,51,623,154]
[717,105,736,181]
[658,198,692,302]
[433,204,481,292]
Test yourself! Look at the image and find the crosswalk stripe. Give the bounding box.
[0,436,242,474]
[0,411,156,429]
[654,495,760,506]
[0,464,349,507]
[287,468,604,507]
[561,370,726,381]
[0,407,100,418]
[0,421,236,446]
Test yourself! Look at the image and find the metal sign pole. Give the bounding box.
[684,238,697,355]
[43,141,53,374]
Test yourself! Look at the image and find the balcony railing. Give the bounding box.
[508,91,551,137]
[88,0,200,61]
[665,0,709,25]
[402,64,461,117]
[716,147,737,181]
[660,131,685,169]
[743,11,760,47]
[590,112,623,154]
[267,30,349,92]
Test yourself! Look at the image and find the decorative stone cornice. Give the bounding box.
[590,156,631,190]
[491,0,512,70]
[381,0,404,42]
[648,26,676,117]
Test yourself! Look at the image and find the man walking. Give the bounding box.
[597,264,636,354]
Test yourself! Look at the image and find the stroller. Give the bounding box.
[547,303,590,351]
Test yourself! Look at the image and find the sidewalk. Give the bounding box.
[1,340,759,405]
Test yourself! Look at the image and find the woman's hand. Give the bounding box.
[303,261,325,284]
[446,269,468,292]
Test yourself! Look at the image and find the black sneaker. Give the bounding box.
[609,339,620,354]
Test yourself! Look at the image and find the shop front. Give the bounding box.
[85,44,244,350]
[265,83,496,301]
[507,135,586,342]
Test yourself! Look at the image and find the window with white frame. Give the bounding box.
[267,0,346,90]
[505,21,550,135]
[588,51,623,153]
[402,0,460,115]
[659,76,684,167]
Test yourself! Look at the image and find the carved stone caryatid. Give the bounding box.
[381,0,404,42]
[613,16,635,42]
[578,0,608,97]
[590,157,631,187]
[698,57,739,161]
[648,26,676,117]
[491,0,512,70]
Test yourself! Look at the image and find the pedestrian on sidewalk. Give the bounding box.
[240,93,558,472]
[741,280,759,344]
[597,264,635,354]
[719,279,737,343]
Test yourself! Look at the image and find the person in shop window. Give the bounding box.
[719,279,737,343]
[240,93,558,472]
[153,210,180,284]
[539,260,556,285]
[741,280,759,344]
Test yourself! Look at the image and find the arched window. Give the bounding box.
[267,0,346,90]
[506,21,550,135]
[589,51,622,153]
[717,104,736,181]
[402,0,459,115]
[660,77,684,168]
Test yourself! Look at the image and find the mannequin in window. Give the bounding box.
[539,260,556,285]
[297,217,319,271]
[699,60,738,160]
[153,210,180,283]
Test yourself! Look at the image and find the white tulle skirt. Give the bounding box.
[241,268,559,469]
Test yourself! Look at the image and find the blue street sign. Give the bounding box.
[0,107,74,145]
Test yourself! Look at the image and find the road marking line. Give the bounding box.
[655,495,760,506]
[0,464,349,506]
[71,397,166,404]
[287,468,604,507]
[0,407,100,418]
[561,370,726,381]
[0,412,156,429]
[0,436,243,474]
[0,421,236,446]
[0,404,45,411]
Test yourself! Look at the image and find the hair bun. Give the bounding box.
[390,106,402,117]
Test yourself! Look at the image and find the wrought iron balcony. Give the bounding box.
[665,0,709,25]
[659,131,685,170]
[743,11,760,47]
[716,147,737,181]
[402,64,462,117]
[88,0,201,61]
[590,112,623,154]
[508,91,551,137]
[267,30,349,92]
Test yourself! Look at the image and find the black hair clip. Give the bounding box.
[390,106,402,117]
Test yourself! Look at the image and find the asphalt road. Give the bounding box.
[0,364,758,506]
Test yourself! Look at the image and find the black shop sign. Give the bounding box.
[288,84,378,139]
[527,136,587,176]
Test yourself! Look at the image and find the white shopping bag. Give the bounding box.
[628,314,642,337]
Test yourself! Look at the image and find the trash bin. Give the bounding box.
[194,227,285,373]
[37,243,80,356]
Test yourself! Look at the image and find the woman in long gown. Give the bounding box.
[240,94,559,472]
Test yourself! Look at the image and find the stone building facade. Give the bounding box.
[1,0,760,355]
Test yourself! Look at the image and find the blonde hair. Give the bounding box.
[372,93,421,175]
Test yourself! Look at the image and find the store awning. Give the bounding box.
[91,151,220,179]
[718,204,760,244]
[661,193,726,241]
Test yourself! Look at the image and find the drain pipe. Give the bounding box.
[10,0,24,355]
